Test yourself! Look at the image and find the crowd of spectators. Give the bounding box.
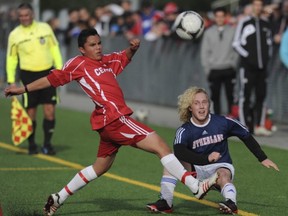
[1,0,286,50]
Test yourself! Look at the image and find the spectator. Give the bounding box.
[47,17,63,41]
[0,9,7,87]
[139,0,162,37]
[116,10,142,40]
[93,6,112,36]
[233,0,273,136]
[280,27,288,68]
[162,2,179,38]
[267,1,288,78]
[144,19,169,41]
[109,15,126,37]
[64,8,79,46]
[201,7,238,115]
[78,7,91,26]
[0,7,18,88]
[120,0,133,12]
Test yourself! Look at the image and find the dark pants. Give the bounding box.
[208,68,236,115]
[238,63,267,132]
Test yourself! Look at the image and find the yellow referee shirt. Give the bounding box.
[6,21,63,83]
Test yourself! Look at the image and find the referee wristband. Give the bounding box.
[24,85,29,93]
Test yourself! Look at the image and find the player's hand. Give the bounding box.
[129,38,140,51]
[261,159,280,171]
[4,85,25,97]
[208,152,221,162]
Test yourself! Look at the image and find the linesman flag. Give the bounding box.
[11,97,33,145]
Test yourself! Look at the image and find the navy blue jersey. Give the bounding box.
[174,114,250,164]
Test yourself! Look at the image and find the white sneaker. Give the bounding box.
[43,193,61,216]
[194,172,218,199]
[254,126,272,137]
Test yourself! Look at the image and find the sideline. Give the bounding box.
[0,141,257,216]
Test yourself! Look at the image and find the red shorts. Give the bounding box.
[97,116,154,157]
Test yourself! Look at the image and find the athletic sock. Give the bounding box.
[58,165,97,204]
[28,121,37,147]
[43,119,55,147]
[221,183,237,203]
[160,154,198,193]
[160,175,177,207]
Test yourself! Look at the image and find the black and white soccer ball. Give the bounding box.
[173,11,204,40]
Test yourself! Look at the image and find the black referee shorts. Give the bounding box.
[20,68,58,108]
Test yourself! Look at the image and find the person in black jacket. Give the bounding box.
[233,0,273,136]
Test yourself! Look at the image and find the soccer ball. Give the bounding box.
[134,108,149,122]
[173,11,204,40]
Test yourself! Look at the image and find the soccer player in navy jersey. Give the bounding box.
[4,29,218,215]
[146,87,279,214]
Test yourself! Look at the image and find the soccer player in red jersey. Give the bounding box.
[5,28,218,215]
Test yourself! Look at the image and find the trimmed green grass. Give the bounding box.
[0,97,287,216]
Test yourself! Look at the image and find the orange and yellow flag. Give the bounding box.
[11,97,33,145]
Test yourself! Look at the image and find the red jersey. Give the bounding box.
[47,50,133,130]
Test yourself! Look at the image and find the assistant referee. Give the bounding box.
[6,3,63,155]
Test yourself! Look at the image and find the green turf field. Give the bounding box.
[0,97,287,216]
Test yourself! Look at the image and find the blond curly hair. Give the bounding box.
[178,87,210,123]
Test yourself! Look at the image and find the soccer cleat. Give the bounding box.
[43,193,61,216]
[194,172,218,199]
[28,144,38,155]
[219,199,238,214]
[41,146,56,155]
[146,199,173,214]
[254,126,272,137]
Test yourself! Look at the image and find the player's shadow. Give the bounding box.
[240,200,288,211]
[4,210,42,216]
[14,143,73,155]
[173,200,220,215]
[58,197,151,215]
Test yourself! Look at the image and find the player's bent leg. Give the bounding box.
[216,167,233,187]
[136,133,202,195]
[135,132,171,158]
[216,167,237,214]
[92,153,117,177]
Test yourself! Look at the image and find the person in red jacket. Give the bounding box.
[5,28,218,215]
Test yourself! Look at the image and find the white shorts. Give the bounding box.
[194,163,235,181]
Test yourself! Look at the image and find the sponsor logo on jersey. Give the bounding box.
[94,67,113,76]
[192,134,224,149]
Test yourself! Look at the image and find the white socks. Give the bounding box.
[160,154,198,193]
[221,183,237,203]
[58,165,97,204]
[160,175,177,207]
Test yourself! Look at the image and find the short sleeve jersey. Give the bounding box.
[47,50,133,130]
[174,114,250,164]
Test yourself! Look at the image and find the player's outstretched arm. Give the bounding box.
[4,77,51,97]
[125,38,140,60]
[261,158,280,171]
